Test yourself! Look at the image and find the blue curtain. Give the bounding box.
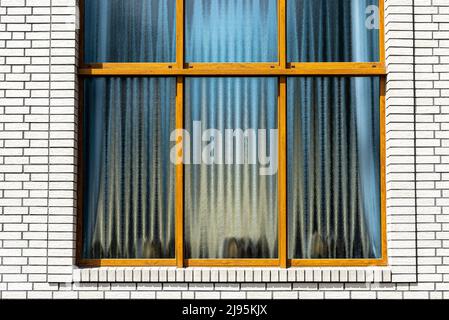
[84,0,176,63]
[81,0,381,261]
[287,0,379,62]
[184,0,279,259]
[287,77,381,259]
[82,77,176,259]
[185,77,279,259]
[185,0,278,62]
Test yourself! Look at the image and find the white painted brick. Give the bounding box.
[156,291,181,299]
[247,291,272,299]
[221,291,246,299]
[0,0,446,301]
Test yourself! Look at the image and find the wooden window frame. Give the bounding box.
[77,0,387,268]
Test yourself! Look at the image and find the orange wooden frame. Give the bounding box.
[77,0,387,268]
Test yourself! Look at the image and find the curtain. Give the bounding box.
[185,0,278,62]
[287,77,381,259]
[185,77,278,259]
[82,77,176,259]
[84,0,176,63]
[287,0,379,62]
[184,1,278,259]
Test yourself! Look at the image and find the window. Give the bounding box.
[78,0,387,268]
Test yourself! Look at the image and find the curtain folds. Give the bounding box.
[287,77,381,259]
[81,0,382,261]
[185,0,278,62]
[82,77,176,259]
[185,77,279,259]
[84,0,176,63]
[184,1,279,259]
[287,0,379,62]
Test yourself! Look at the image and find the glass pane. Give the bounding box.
[287,0,380,62]
[185,0,278,62]
[84,0,176,63]
[185,77,279,258]
[82,77,176,259]
[287,77,381,259]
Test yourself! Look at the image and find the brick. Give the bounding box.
[0,0,446,301]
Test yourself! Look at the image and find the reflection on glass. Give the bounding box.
[185,77,279,258]
[185,0,278,62]
[287,77,381,259]
[287,0,379,62]
[82,77,176,259]
[84,0,176,63]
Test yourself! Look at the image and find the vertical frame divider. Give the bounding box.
[175,77,184,268]
[75,81,85,265]
[379,0,385,63]
[379,1,387,264]
[176,0,185,69]
[278,0,288,268]
[75,0,85,266]
[278,76,288,268]
[278,0,287,68]
[380,76,388,264]
[175,0,185,268]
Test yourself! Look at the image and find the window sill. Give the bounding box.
[73,266,392,283]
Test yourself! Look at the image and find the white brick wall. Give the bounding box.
[385,0,418,284]
[1,0,449,299]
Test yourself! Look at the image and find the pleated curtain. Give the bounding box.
[184,0,279,259]
[286,0,381,259]
[185,0,278,62]
[82,77,176,259]
[287,77,381,259]
[84,0,176,63]
[82,0,177,259]
[82,0,381,260]
[185,77,279,259]
[287,0,379,62]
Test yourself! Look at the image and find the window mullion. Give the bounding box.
[379,0,385,63]
[380,76,388,265]
[175,0,185,269]
[278,0,288,268]
[177,0,185,69]
[175,76,184,269]
[278,0,286,68]
[278,76,288,268]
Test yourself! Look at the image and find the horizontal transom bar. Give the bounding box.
[79,62,386,77]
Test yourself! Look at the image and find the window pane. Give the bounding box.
[84,0,176,63]
[287,77,381,259]
[82,77,176,259]
[287,0,380,62]
[185,0,278,62]
[185,77,278,259]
